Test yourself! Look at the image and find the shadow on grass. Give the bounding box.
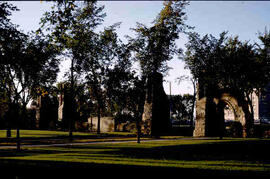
[67,139,270,162]
[2,139,270,161]
[1,139,270,178]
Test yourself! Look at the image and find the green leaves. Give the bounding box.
[184,30,270,101]
[129,1,190,77]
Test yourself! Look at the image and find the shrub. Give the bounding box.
[226,121,243,137]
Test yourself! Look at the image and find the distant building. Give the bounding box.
[258,83,270,124]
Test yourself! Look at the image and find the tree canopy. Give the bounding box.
[128,1,190,78]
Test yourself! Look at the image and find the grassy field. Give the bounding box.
[0,138,270,177]
[0,129,134,138]
[0,130,139,147]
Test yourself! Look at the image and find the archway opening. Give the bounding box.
[224,103,236,122]
[219,100,243,137]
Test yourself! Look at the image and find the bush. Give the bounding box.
[253,124,270,138]
[226,121,243,137]
[263,130,270,138]
[114,113,135,124]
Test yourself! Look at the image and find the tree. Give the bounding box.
[39,0,105,139]
[170,94,194,123]
[126,1,190,137]
[1,33,60,150]
[0,2,60,150]
[184,31,270,137]
[176,75,196,126]
[0,2,20,137]
[128,0,190,78]
[257,29,270,88]
[76,22,132,134]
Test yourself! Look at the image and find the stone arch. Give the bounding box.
[193,92,247,137]
[218,93,245,126]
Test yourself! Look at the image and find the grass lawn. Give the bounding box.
[0,130,188,146]
[0,138,270,177]
[0,129,134,139]
[0,130,138,146]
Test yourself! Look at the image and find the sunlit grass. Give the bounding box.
[0,130,134,138]
[1,139,270,172]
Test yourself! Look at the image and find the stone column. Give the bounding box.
[142,72,171,137]
[193,97,207,137]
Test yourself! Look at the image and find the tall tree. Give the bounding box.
[127,1,190,137]
[39,0,105,139]
[1,2,59,150]
[1,33,59,150]
[76,23,130,134]
[128,0,190,78]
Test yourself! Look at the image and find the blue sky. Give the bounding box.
[9,1,270,95]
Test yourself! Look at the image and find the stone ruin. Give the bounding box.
[32,95,58,129]
[32,73,171,134]
[142,72,171,136]
[193,83,253,138]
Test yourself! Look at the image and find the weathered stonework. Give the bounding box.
[58,92,64,122]
[89,117,114,132]
[142,72,171,136]
[35,96,41,129]
[193,83,252,137]
[193,97,207,137]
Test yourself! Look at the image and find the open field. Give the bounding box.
[0,130,134,139]
[0,138,270,178]
[0,130,190,147]
[0,130,139,146]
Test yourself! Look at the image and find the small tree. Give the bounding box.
[176,75,196,126]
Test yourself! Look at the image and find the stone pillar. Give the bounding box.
[35,96,41,129]
[142,72,171,136]
[193,97,207,137]
[58,92,64,122]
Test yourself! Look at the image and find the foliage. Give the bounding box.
[128,0,190,77]
[40,0,106,135]
[1,2,59,116]
[170,94,194,121]
[184,31,270,132]
[225,121,243,138]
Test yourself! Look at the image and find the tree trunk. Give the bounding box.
[136,119,141,144]
[245,92,255,137]
[6,128,11,138]
[6,114,11,138]
[15,103,20,151]
[16,127,20,151]
[97,102,101,134]
[69,58,75,142]
[136,103,141,144]
[190,79,196,127]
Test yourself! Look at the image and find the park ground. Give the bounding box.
[0,130,270,178]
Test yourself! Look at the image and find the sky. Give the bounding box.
[8,1,270,95]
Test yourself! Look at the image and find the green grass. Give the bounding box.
[0,129,134,139]
[1,138,270,173]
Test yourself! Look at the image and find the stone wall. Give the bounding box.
[89,117,114,132]
[193,84,251,137]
